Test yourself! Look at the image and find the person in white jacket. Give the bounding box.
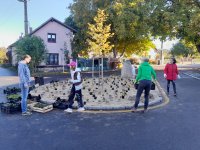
[64,61,85,113]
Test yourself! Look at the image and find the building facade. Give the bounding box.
[7,17,75,67]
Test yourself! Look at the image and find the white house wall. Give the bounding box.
[33,21,73,66]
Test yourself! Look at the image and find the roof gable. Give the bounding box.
[30,17,76,35]
[8,17,76,48]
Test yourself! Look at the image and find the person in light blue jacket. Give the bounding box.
[18,54,32,115]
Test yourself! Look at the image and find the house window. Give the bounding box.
[47,33,56,43]
[46,53,59,65]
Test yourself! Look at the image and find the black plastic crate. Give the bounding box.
[53,98,69,109]
[0,102,21,114]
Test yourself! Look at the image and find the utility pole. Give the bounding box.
[18,0,29,35]
[161,40,164,65]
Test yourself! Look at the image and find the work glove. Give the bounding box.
[178,75,181,79]
[164,74,167,78]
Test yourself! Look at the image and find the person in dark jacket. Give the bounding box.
[18,54,32,116]
[164,57,180,96]
[132,57,156,113]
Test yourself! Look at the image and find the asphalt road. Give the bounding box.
[0,69,200,150]
[0,66,17,76]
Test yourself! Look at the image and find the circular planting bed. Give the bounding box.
[30,76,162,110]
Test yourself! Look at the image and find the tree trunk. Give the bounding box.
[161,40,164,65]
[196,44,200,53]
[92,57,94,78]
[98,58,101,84]
[101,57,104,93]
[113,49,117,58]
[101,57,103,79]
[119,47,126,58]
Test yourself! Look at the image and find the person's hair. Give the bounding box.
[142,57,149,62]
[171,58,176,64]
[23,54,31,60]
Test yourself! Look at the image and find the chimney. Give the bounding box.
[19,33,23,39]
[29,27,33,33]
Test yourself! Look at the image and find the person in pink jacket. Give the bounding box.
[164,58,180,96]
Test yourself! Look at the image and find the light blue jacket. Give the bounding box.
[18,61,31,85]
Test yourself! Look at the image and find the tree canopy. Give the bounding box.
[171,41,198,58]
[67,0,155,58]
[16,36,47,73]
[66,0,200,58]
[87,9,114,57]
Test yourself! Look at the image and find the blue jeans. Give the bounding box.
[20,83,29,113]
[134,80,151,109]
[167,80,176,94]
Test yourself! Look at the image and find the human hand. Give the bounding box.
[164,74,167,78]
[24,83,29,88]
[178,75,181,79]
[134,80,138,84]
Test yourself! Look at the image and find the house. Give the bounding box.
[7,17,76,69]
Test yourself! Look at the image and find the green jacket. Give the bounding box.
[136,62,156,82]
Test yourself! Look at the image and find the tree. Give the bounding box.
[68,0,154,59]
[108,0,154,58]
[64,15,78,30]
[87,9,114,79]
[171,42,197,58]
[15,36,47,73]
[0,47,8,64]
[172,0,200,52]
[141,0,200,53]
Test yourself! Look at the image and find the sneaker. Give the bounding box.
[64,108,73,113]
[22,111,32,116]
[131,107,137,113]
[77,107,85,112]
[142,109,148,113]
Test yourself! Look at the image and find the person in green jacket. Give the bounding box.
[132,57,156,113]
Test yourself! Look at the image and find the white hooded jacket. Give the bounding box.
[70,68,82,91]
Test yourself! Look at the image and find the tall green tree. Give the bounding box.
[108,0,154,58]
[68,0,154,58]
[16,36,47,73]
[171,42,197,57]
[172,0,200,52]
[141,0,200,52]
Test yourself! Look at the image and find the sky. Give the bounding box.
[0,0,73,48]
[0,0,178,49]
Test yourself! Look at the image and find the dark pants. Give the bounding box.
[68,85,84,108]
[134,80,151,110]
[167,80,176,94]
